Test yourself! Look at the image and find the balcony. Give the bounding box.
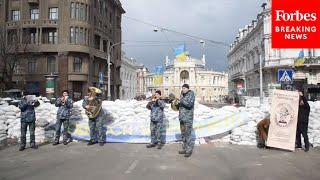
[28,0,39,5]
[304,57,320,66]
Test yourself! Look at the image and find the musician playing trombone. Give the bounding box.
[146,90,166,149]
[82,87,106,146]
[53,90,73,146]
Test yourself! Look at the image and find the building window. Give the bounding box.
[12,10,20,21]
[30,8,39,20]
[70,27,75,44]
[30,32,36,44]
[48,30,58,44]
[49,8,58,20]
[71,2,87,21]
[70,2,76,19]
[70,27,86,45]
[73,57,82,72]
[28,59,37,73]
[47,56,56,73]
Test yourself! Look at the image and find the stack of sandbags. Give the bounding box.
[308,101,320,147]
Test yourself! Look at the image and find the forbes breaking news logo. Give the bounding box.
[272,0,320,48]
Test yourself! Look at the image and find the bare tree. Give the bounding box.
[0,27,29,91]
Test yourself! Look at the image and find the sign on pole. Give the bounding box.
[278,69,293,84]
[267,89,300,151]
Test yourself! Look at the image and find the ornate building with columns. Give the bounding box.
[227,0,320,100]
[145,55,228,103]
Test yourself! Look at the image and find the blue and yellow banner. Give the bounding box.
[70,111,250,143]
[294,49,305,67]
[153,66,164,86]
[174,44,187,62]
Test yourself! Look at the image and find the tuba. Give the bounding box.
[85,87,102,119]
[85,97,102,119]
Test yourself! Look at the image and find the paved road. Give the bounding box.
[0,142,319,180]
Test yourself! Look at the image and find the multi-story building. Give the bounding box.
[227,0,320,100]
[136,65,150,97]
[0,0,125,100]
[146,55,228,103]
[120,53,139,100]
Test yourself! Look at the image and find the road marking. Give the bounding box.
[125,160,139,174]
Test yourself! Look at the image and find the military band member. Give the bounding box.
[53,90,73,146]
[178,84,195,157]
[146,90,166,149]
[82,87,106,146]
[18,93,40,151]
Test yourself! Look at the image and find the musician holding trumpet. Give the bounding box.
[53,90,73,146]
[82,87,106,146]
[177,84,195,158]
[146,90,166,149]
[18,93,40,151]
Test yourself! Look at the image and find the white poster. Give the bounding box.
[267,89,300,151]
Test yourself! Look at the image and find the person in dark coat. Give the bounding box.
[178,84,195,158]
[296,90,310,152]
[146,90,166,149]
[53,90,73,145]
[18,93,40,151]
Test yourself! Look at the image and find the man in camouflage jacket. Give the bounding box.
[18,94,40,151]
[53,90,73,145]
[146,90,166,149]
[178,84,195,157]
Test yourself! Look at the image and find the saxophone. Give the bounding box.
[85,97,102,119]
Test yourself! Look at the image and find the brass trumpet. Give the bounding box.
[146,93,180,111]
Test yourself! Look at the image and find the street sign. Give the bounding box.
[278,69,293,84]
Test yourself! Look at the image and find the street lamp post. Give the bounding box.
[107,42,123,101]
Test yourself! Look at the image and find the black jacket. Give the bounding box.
[298,96,310,124]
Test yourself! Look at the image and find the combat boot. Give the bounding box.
[19,146,25,151]
[53,141,59,146]
[87,140,97,146]
[146,143,157,148]
[157,143,164,149]
[184,151,192,158]
[30,144,38,149]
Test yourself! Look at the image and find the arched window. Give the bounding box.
[180,70,189,84]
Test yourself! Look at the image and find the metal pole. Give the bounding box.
[107,51,111,101]
[259,54,263,103]
[107,42,123,101]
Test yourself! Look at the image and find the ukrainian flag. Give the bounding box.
[174,45,187,62]
[153,66,164,86]
[294,49,305,67]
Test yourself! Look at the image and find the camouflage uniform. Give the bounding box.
[82,97,106,143]
[18,99,40,148]
[54,97,73,143]
[146,99,166,144]
[179,90,195,153]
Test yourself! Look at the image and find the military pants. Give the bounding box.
[296,122,309,149]
[55,118,69,143]
[150,121,165,144]
[88,115,106,143]
[180,121,195,153]
[20,121,35,148]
